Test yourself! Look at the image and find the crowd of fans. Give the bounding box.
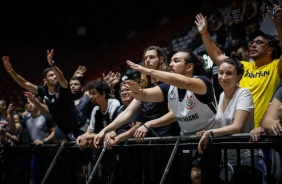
[0,0,282,184]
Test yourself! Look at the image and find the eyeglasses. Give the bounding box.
[248,40,270,46]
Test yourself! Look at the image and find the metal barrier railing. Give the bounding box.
[0,133,281,184]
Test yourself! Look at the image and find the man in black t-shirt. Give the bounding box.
[3,50,90,139]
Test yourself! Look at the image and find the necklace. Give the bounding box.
[101,104,108,115]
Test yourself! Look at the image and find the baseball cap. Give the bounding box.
[250,29,279,49]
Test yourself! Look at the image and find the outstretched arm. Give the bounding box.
[2,56,38,94]
[126,60,207,95]
[124,79,164,102]
[47,49,68,89]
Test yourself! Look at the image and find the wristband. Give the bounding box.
[209,129,214,137]
[7,68,13,73]
[201,31,209,36]
[143,124,150,131]
[132,91,139,95]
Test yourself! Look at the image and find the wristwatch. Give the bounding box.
[50,60,55,67]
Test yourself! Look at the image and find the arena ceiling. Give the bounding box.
[0,0,228,50]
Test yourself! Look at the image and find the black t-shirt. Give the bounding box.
[75,95,93,126]
[37,85,77,134]
[135,99,180,137]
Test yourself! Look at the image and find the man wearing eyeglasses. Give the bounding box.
[194,4,282,129]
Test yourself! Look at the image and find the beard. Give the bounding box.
[72,91,83,100]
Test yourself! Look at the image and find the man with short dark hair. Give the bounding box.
[2,50,90,139]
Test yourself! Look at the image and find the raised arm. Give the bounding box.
[194,13,228,66]
[2,56,38,94]
[270,4,282,78]
[46,49,68,89]
[24,91,50,115]
[6,103,22,133]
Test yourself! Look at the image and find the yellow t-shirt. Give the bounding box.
[240,59,281,127]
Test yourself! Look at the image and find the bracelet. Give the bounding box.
[201,31,209,36]
[132,91,139,95]
[50,61,55,67]
[7,68,13,73]
[143,124,150,131]
[209,129,214,137]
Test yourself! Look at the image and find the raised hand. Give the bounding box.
[102,71,113,84]
[24,91,36,104]
[73,65,87,78]
[108,72,121,89]
[2,56,13,73]
[126,60,151,75]
[124,80,143,95]
[47,49,55,66]
[102,71,121,89]
[194,13,208,34]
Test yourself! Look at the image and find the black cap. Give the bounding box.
[250,29,279,49]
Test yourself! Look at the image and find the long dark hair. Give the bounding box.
[179,49,206,76]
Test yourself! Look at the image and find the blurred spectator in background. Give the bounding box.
[7,93,56,184]
[210,11,227,48]
[226,0,247,46]
[242,0,260,42]
[236,44,252,61]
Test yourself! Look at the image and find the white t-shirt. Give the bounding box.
[216,87,263,165]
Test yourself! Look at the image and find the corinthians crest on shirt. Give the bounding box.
[186,95,195,110]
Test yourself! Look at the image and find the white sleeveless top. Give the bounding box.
[168,85,217,136]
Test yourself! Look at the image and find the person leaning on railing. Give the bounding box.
[251,85,282,183]
[194,5,282,129]
[195,54,266,184]
[123,49,220,184]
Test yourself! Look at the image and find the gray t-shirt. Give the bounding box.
[20,114,56,143]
